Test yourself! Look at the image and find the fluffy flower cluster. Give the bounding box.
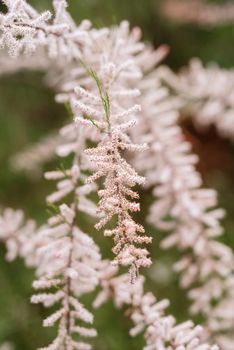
[0,0,91,60]
[74,79,152,281]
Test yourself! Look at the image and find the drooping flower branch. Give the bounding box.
[30,124,101,350]
[132,63,234,348]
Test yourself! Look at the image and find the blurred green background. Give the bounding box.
[0,0,234,349]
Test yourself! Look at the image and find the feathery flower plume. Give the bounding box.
[74,67,152,282]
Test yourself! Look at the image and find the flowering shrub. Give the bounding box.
[0,1,233,349]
